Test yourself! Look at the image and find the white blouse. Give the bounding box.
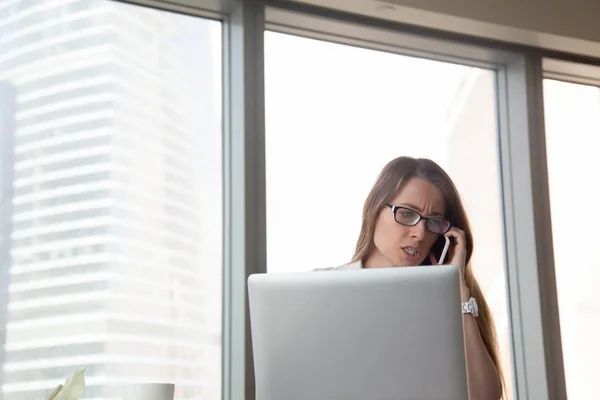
[315,260,362,271]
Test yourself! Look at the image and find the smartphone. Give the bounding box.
[429,235,450,265]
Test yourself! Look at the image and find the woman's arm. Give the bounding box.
[439,227,503,400]
[460,286,502,400]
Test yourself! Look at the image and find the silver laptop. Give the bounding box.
[247,265,468,400]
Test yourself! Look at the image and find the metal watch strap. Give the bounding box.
[462,297,478,318]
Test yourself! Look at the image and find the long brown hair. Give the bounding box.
[352,156,504,395]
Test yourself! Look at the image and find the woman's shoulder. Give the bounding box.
[313,260,362,271]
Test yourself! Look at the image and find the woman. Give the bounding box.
[332,156,503,400]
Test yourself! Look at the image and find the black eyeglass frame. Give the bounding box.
[384,203,452,234]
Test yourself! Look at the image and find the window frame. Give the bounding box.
[544,58,600,87]
[222,3,266,400]
[97,1,600,399]
[538,58,600,400]
[261,7,564,400]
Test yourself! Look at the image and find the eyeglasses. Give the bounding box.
[385,204,451,235]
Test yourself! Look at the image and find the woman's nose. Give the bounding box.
[410,220,427,239]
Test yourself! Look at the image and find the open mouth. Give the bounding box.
[402,246,420,260]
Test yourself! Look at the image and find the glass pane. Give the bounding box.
[544,77,600,399]
[0,1,222,399]
[265,31,514,398]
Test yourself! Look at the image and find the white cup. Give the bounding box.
[123,383,175,400]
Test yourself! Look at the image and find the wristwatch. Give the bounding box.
[462,297,478,318]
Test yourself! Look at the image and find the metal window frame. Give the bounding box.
[108,1,600,400]
[544,58,600,87]
[115,0,229,20]
[496,55,566,400]
[222,3,266,400]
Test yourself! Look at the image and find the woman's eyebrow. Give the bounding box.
[398,202,444,216]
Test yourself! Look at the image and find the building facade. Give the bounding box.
[0,1,221,399]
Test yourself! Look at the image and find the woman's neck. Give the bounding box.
[363,252,393,269]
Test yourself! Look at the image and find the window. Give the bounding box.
[5,1,599,398]
[264,31,514,398]
[0,1,222,399]
[543,74,600,400]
